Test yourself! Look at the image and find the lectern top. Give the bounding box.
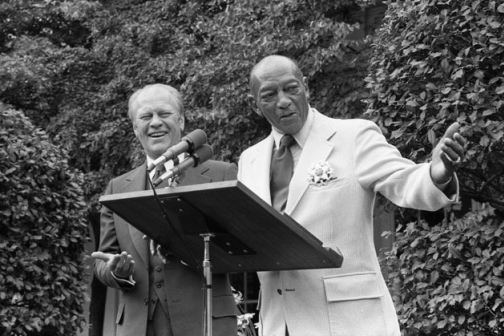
[99,180,343,273]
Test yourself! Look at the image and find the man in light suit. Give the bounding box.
[91,84,238,336]
[237,55,466,336]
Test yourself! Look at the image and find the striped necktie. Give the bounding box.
[152,165,169,188]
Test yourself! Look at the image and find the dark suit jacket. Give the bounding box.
[94,160,239,336]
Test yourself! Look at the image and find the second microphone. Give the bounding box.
[147,129,208,172]
[153,144,214,187]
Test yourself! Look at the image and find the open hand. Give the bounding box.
[430,122,467,185]
[91,251,135,279]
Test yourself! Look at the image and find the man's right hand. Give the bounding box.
[91,251,135,279]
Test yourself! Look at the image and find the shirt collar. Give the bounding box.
[272,107,314,149]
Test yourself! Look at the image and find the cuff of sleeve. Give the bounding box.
[111,271,136,289]
[433,174,459,203]
[433,176,452,190]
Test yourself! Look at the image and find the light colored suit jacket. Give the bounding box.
[237,110,458,336]
[94,160,239,336]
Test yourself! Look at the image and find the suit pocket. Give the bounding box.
[307,177,348,192]
[323,272,386,335]
[212,294,238,318]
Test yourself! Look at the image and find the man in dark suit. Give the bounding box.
[92,84,238,336]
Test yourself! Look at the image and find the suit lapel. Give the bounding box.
[120,164,151,267]
[286,112,337,214]
[247,135,275,205]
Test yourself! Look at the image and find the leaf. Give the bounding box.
[482,109,495,117]
[480,135,489,146]
[441,87,452,94]
[473,70,484,79]
[5,167,16,175]
[426,83,437,90]
[427,129,436,144]
[430,270,439,283]
[463,300,471,310]
[441,59,450,71]
[451,69,464,80]
[492,130,504,141]
[437,319,447,328]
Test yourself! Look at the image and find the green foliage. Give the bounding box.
[368,1,504,333]
[0,0,373,210]
[6,0,504,334]
[0,1,378,330]
[178,0,372,159]
[365,0,504,211]
[0,108,89,336]
[385,205,504,335]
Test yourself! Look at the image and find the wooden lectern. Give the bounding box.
[99,180,343,336]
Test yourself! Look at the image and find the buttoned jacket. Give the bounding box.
[94,160,239,336]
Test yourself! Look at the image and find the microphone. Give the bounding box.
[148,129,207,172]
[153,144,214,187]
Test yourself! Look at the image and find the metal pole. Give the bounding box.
[201,233,215,336]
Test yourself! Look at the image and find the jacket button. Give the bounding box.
[156,266,162,272]
[277,289,282,295]
[156,282,163,288]
[144,299,149,305]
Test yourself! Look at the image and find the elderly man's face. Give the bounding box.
[251,58,309,135]
[130,87,184,160]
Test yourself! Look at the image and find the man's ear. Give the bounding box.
[303,76,310,100]
[133,124,139,138]
[179,116,185,131]
[247,94,262,116]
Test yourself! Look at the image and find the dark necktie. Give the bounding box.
[270,134,296,212]
[152,165,169,189]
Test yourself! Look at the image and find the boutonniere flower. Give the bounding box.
[307,161,337,186]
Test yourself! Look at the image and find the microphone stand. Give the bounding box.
[201,233,215,336]
[147,166,214,336]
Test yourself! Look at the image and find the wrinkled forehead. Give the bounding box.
[251,58,302,94]
[137,86,175,106]
[130,86,180,115]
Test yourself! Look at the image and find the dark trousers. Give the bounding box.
[146,302,173,336]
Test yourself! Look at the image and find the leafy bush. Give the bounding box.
[365,0,504,211]
[385,205,504,335]
[367,1,504,334]
[0,108,89,336]
[0,0,374,207]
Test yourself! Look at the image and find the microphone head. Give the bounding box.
[184,129,207,151]
[192,144,213,166]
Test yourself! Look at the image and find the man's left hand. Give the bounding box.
[430,122,467,185]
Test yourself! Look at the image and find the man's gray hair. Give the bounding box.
[127,84,184,120]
